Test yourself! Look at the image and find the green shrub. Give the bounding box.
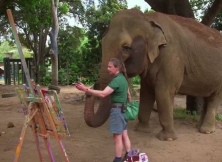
[216,114,222,121]
[41,75,51,86]
[81,77,95,85]
[131,76,140,85]
[58,68,68,85]
[173,108,222,121]
[173,108,199,121]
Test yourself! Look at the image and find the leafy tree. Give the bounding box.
[190,0,222,30]
[0,0,69,84]
[78,0,128,83]
[0,41,32,61]
[58,25,85,84]
[211,11,222,30]
[0,41,12,61]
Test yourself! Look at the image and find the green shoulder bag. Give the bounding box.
[124,101,139,120]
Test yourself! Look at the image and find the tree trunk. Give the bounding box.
[201,0,222,26]
[144,0,194,18]
[51,53,58,85]
[49,0,59,86]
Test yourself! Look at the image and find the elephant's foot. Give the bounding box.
[199,124,215,134]
[196,118,204,129]
[156,129,178,141]
[134,122,151,133]
[196,121,202,129]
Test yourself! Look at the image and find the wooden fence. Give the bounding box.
[3,57,34,85]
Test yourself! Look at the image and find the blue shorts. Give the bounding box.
[109,107,127,134]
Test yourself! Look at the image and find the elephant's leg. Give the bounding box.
[153,51,184,140]
[134,80,155,133]
[199,92,222,133]
[197,98,207,129]
[155,87,177,141]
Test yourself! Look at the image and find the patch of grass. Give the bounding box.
[173,107,200,121]
[215,114,222,121]
[173,108,222,121]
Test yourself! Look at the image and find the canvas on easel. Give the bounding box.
[15,85,70,162]
[40,89,70,136]
[16,85,70,137]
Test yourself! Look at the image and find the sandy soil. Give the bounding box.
[1,85,222,162]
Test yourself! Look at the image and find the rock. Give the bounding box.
[7,122,14,128]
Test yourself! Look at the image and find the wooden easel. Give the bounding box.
[6,9,70,162]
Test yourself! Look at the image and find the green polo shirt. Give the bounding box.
[108,73,128,103]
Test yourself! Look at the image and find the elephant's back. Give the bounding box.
[146,12,222,48]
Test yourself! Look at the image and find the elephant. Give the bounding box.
[83,9,222,141]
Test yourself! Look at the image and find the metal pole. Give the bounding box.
[6,9,34,96]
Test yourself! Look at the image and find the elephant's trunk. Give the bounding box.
[84,63,113,127]
[84,94,112,127]
[83,39,118,127]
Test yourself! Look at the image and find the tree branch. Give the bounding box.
[201,0,222,26]
[144,0,194,18]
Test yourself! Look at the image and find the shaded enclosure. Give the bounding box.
[3,57,33,85]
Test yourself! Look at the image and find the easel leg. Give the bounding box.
[13,118,28,162]
[14,104,40,162]
[14,102,34,162]
[30,121,44,162]
[43,138,56,162]
[58,139,70,162]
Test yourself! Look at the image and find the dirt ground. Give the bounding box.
[1,84,222,162]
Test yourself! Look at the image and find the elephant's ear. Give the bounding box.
[148,21,167,63]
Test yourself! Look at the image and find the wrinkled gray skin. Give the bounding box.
[83,9,222,141]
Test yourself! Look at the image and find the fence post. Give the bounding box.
[3,57,11,85]
[3,58,7,85]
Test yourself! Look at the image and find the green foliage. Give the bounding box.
[58,26,85,84]
[215,114,222,121]
[0,0,70,84]
[173,108,200,121]
[0,41,12,61]
[0,41,33,61]
[131,76,140,85]
[78,0,127,84]
[190,0,222,30]
[41,75,52,86]
[16,0,52,33]
[59,2,69,15]
[211,11,222,30]
[58,68,68,85]
[144,9,155,14]
[40,66,51,86]
[0,55,3,62]
[174,108,222,121]
[81,77,94,85]
[57,0,129,85]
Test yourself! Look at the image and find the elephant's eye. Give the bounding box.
[122,46,131,54]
